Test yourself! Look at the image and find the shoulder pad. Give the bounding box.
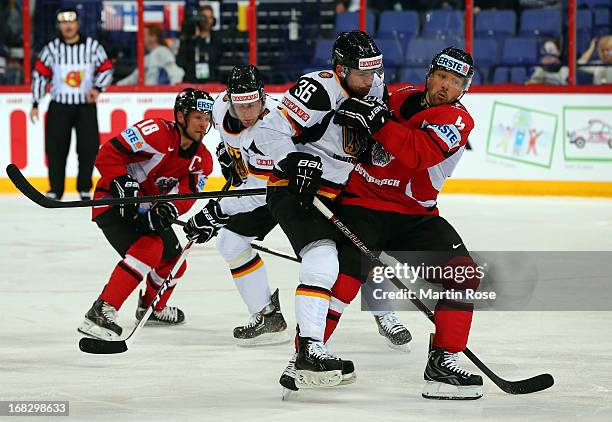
[287,77,331,112]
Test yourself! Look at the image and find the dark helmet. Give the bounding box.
[226,64,265,104]
[56,7,79,23]
[332,30,383,73]
[174,88,214,140]
[427,47,475,90]
[174,87,214,119]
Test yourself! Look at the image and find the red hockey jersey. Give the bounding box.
[92,118,213,220]
[338,86,474,215]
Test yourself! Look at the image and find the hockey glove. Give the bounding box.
[278,152,323,207]
[184,200,230,243]
[216,142,244,187]
[136,202,179,232]
[334,96,391,136]
[110,174,140,219]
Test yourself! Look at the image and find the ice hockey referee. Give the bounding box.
[30,7,113,200]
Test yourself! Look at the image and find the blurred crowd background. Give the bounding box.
[0,0,610,87]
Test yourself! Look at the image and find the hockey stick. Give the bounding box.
[79,240,195,354]
[5,164,266,209]
[312,197,554,395]
[171,218,301,263]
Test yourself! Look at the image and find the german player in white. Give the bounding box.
[183,65,289,346]
[78,88,214,340]
[236,31,410,392]
[333,47,484,399]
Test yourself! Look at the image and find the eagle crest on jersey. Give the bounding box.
[155,176,179,194]
[371,142,394,167]
[342,126,368,157]
[225,144,249,180]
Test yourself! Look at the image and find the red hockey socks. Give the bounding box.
[432,299,474,353]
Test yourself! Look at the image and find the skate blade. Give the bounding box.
[78,319,120,341]
[134,317,186,327]
[281,387,295,401]
[340,371,357,386]
[295,369,342,389]
[422,381,483,400]
[236,331,291,347]
[385,338,411,353]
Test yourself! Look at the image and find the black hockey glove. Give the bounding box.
[334,96,391,136]
[279,152,323,207]
[110,174,140,219]
[184,200,230,243]
[136,202,179,232]
[216,142,244,187]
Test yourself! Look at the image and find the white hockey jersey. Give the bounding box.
[212,92,278,215]
[256,70,385,199]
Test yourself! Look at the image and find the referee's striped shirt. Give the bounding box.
[32,36,113,106]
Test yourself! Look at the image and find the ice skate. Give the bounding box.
[280,352,356,399]
[135,290,185,326]
[374,312,412,352]
[78,298,122,340]
[234,289,289,346]
[422,345,483,400]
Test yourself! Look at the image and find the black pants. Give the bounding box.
[45,101,100,198]
[335,205,470,280]
[267,189,338,256]
[95,208,182,261]
[224,205,278,240]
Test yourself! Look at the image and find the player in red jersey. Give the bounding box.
[78,88,214,340]
[330,47,485,400]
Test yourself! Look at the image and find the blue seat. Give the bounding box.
[509,66,527,84]
[577,8,594,32]
[374,38,404,68]
[577,9,594,54]
[473,38,499,68]
[422,10,464,37]
[471,68,483,85]
[492,67,509,84]
[335,11,376,36]
[377,11,419,41]
[399,67,428,85]
[594,8,611,35]
[311,39,334,67]
[578,0,611,8]
[405,38,446,66]
[502,37,538,65]
[519,9,562,38]
[474,9,516,40]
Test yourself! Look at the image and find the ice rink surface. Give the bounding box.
[1,193,611,421]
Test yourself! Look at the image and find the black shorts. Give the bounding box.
[335,205,469,280]
[267,190,338,256]
[94,208,182,261]
[224,205,277,240]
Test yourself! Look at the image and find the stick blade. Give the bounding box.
[501,373,554,394]
[79,337,129,354]
[5,164,53,207]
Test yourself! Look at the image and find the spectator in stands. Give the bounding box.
[0,0,22,48]
[117,24,185,85]
[335,0,351,14]
[177,5,222,83]
[526,39,568,85]
[578,36,612,85]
